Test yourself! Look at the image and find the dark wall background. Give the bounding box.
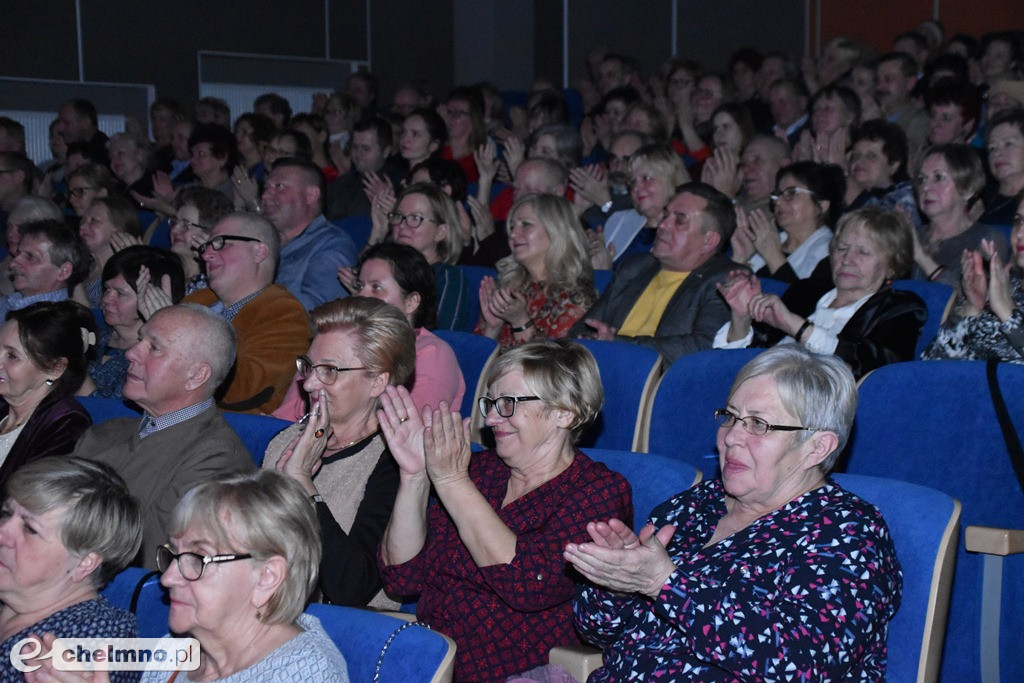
[533,1,803,91]
[1,0,428,106]
[1,1,1019,114]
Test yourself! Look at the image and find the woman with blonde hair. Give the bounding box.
[477,193,597,348]
[592,143,690,268]
[264,297,416,607]
[29,469,350,681]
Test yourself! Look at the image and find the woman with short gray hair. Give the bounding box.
[569,345,903,681]
[0,457,141,682]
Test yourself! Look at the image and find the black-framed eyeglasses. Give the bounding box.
[713,408,817,436]
[197,235,261,256]
[478,395,542,418]
[156,544,252,581]
[387,212,437,228]
[171,217,211,233]
[296,356,366,385]
[769,187,816,205]
[68,186,98,198]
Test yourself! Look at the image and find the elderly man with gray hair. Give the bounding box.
[184,211,312,414]
[74,304,253,569]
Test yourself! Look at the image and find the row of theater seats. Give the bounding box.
[80,353,1023,682]
[432,332,1022,682]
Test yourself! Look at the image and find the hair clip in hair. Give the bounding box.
[81,327,97,352]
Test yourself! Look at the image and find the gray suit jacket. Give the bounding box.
[570,253,740,363]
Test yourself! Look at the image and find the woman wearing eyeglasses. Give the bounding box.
[567,345,902,681]
[168,186,234,295]
[715,207,925,379]
[378,339,631,682]
[65,163,112,217]
[262,297,415,608]
[382,182,469,330]
[142,470,346,681]
[730,161,846,284]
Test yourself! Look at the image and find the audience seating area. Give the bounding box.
[842,360,1024,682]
[80,327,1022,680]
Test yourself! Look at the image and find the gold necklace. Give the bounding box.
[327,427,379,452]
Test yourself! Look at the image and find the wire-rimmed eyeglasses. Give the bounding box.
[296,356,366,386]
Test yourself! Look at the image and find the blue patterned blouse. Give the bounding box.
[575,478,903,682]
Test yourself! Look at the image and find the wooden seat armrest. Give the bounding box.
[549,645,603,682]
[965,526,1024,556]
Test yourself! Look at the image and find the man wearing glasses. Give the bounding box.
[570,182,742,364]
[74,305,252,568]
[184,211,311,414]
[260,157,357,310]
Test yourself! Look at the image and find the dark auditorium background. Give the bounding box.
[1,0,1018,106]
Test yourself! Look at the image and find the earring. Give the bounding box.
[45,379,54,386]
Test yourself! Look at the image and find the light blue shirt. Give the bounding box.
[0,288,69,321]
[276,214,357,311]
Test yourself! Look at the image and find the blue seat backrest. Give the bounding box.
[306,602,451,682]
[583,448,700,530]
[221,412,290,467]
[832,473,959,683]
[145,216,172,250]
[102,567,170,639]
[758,277,789,297]
[332,215,373,253]
[77,396,139,423]
[575,339,661,451]
[77,396,289,466]
[645,348,763,479]
[457,265,497,331]
[593,269,613,295]
[841,360,1024,681]
[891,279,953,357]
[431,329,497,418]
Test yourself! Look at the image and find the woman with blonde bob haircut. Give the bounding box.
[378,339,631,680]
[110,469,352,682]
[593,143,690,268]
[478,193,597,348]
[264,297,415,609]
